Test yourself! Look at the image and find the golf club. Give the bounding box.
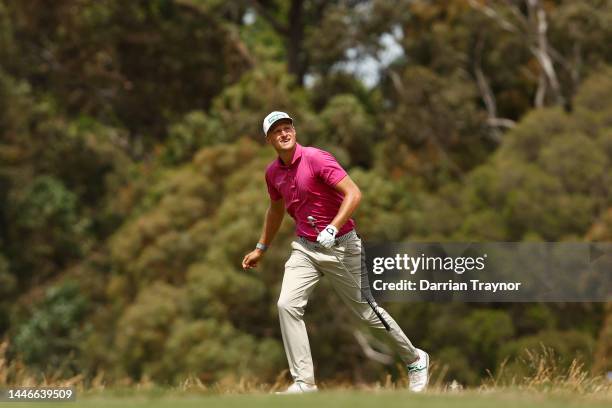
[307,216,391,331]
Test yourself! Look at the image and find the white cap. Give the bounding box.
[262,111,293,136]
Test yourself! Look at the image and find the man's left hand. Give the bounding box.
[317,225,338,248]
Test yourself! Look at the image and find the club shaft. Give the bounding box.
[308,219,391,331]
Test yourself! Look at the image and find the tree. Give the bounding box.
[248,0,335,85]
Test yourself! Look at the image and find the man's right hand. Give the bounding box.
[242,249,264,270]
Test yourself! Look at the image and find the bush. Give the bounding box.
[498,330,595,381]
[13,281,90,376]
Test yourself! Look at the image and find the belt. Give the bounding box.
[298,229,357,248]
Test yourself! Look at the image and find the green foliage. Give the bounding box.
[587,208,612,241]
[594,303,612,373]
[115,280,282,384]
[350,169,415,241]
[513,304,558,335]
[17,176,81,231]
[204,63,312,144]
[49,119,133,215]
[377,66,489,185]
[435,346,479,386]
[1,0,248,142]
[305,4,354,74]
[309,72,376,113]
[419,306,515,385]
[186,260,266,322]
[11,176,89,279]
[318,94,376,167]
[1,0,611,387]
[0,68,134,288]
[463,310,515,369]
[500,109,573,162]
[550,1,612,100]
[162,111,215,165]
[0,253,16,297]
[160,319,283,383]
[109,139,266,287]
[0,254,15,333]
[422,68,612,242]
[574,66,612,133]
[0,2,14,61]
[115,281,186,380]
[13,281,90,375]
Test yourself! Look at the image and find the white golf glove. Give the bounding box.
[317,225,338,248]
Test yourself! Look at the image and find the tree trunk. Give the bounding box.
[287,0,306,85]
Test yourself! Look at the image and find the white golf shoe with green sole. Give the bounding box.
[275,381,318,394]
[407,348,429,392]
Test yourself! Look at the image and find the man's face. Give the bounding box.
[266,119,296,152]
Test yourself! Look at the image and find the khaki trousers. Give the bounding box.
[277,232,418,385]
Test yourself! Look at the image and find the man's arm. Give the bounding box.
[329,175,362,230]
[259,198,285,246]
[242,198,284,269]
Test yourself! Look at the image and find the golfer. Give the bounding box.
[242,111,429,394]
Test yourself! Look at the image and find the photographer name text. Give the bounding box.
[372,279,522,292]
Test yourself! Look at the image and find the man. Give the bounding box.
[241,111,429,394]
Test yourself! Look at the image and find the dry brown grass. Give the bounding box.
[480,346,612,398]
[1,337,610,399]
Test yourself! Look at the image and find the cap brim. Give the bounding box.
[266,117,293,136]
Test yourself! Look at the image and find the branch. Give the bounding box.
[174,0,255,68]
[546,46,570,73]
[473,36,497,119]
[468,0,519,33]
[534,69,546,108]
[502,0,530,31]
[225,25,257,68]
[248,0,289,35]
[312,0,332,21]
[388,70,407,98]
[528,0,564,106]
[487,117,516,129]
[473,36,506,141]
[471,0,565,107]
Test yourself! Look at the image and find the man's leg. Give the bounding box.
[317,235,419,364]
[277,240,322,385]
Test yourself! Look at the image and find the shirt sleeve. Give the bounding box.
[310,149,348,186]
[265,171,282,201]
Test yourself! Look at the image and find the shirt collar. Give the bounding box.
[278,143,303,167]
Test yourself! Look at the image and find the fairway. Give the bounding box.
[4,390,611,408]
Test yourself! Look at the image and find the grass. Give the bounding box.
[2,388,612,408]
[2,339,611,407]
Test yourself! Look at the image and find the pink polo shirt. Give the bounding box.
[265,143,356,241]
